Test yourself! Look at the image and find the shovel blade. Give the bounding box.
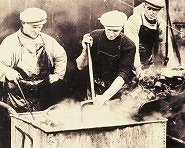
[81,100,94,108]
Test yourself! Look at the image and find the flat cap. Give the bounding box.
[99,10,127,28]
[144,0,165,9]
[20,7,47,24]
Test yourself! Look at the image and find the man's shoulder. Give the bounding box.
[120,33,136,47]
[120,32,133,41]
[1,32,18,44]
[133,3,144,15]
[40,32,64,47]
[157,16,166,24]
[126,3,143,23]
[90,29,104,37]
[126,13,142,27]
[40,32,56,41]
[3,32,17,39]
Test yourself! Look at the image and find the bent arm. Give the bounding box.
[93,76,125,106]
[0,38,19,82]
[102,76,125,100]
[76,48,88,70]
[155,18,176,68]
[52,40,67,80]
[124,15,141,71]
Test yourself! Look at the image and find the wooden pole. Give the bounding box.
[87,43,96,99]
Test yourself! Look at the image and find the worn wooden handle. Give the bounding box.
[87,43,96,99]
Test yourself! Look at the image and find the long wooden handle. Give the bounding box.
[87,43,96,99]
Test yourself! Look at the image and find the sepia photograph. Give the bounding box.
[0,0,184,147]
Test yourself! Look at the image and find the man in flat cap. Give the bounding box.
[0,7,67,113]
[124,0,176,76]
[76,10,136,106]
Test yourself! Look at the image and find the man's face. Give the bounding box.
[144,3,161,21]
[104,27,122,40]
[22,23,43,38]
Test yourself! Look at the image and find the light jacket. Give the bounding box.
[0,29,67,82]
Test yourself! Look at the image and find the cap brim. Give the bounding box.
[26,19,47,25]
[104,26,123,30]
[145,2,164,10]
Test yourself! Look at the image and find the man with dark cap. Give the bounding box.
[0,7,67,113]
[76,10,136,106]
[124,0,176,76]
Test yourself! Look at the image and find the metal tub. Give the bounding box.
[11,111,167,148]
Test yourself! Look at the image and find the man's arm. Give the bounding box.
[0,37,22,82]
[124,15,142,74]
[76,34,93,70]
[50,39,67,83]
[94,36,136,106]
[76,48,88,70]
[93,76,125,106]
[156,17,176,68]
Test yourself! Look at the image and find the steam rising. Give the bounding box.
[23,86,159,131]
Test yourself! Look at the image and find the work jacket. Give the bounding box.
[88,29,136,94]
[124,3,176,69]
[0,29,67,111]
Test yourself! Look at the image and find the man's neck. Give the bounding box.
[20,27,39,39]
[144,15,156,24]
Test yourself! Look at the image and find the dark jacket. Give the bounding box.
[89,29,136,92]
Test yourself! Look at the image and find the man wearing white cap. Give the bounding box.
[0,8,67,112]
[124,0,176,75]
[76,10,136,106]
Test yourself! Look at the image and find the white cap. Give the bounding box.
[99,10,127,29]
[20,7,47,24]
[144,0,165,9]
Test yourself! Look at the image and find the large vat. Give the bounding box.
[11,111,167,148]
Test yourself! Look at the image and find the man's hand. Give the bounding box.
[93,95,109,107]
[82,33,93,49]
[136,67,144,80]
[0,101,18,116]
[76,33,93,70]
[49,74,60,83]
[7,107,18,116]
[5,68,22,82]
